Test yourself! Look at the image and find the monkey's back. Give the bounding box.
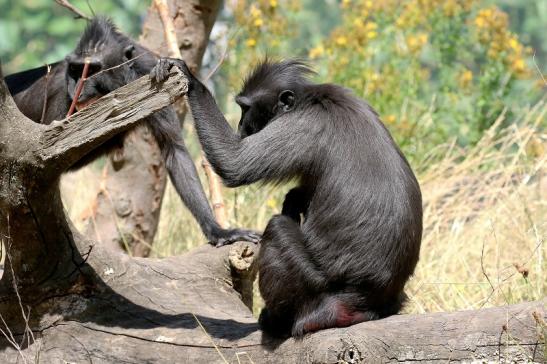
[299,87,422,293]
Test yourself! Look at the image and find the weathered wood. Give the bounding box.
[37,70,187,173]
[0,237,544,363]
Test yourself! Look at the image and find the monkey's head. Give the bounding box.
[236,60,314,138]
[65,17,152,110]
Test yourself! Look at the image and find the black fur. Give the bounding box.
[5,17,259,247]
[152,58,423,338]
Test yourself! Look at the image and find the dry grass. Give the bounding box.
[407,101,545,313]
[60,101,546,316]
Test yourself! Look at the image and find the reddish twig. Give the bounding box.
[66,60,90,118]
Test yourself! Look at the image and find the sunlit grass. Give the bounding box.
[61,102,546,317]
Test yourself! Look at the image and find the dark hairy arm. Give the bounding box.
[148,108,260,245]
[151,58,317,187]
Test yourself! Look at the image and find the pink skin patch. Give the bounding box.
[302,301,366,334]
[334,302,366,327]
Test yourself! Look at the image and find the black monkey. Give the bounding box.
[152,58,423,338]
[5,17,259,247]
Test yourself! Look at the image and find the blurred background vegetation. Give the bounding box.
[1,0,545,318]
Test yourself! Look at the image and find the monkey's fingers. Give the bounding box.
[150,59,170,83]
[210,229,262,247]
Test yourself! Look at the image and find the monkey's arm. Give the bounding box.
[149,108,260,246]
[152,59,318,187]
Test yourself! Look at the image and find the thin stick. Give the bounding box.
[532,51,546,86]
[87,52,149,80]
[153,0,180,58]
[191,313,229,364]
[154,0,228,227]
[203,28,240,82]
[66,59,90,118]
[40,64,52,123]
[54,0,91,20]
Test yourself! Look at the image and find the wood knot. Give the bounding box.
[114,196,132,217]
[180,38,192,49]
[338,344,362,363]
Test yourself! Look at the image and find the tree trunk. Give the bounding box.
[82,0,222,257]
[0,64,544,363]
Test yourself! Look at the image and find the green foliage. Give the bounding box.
[0,0,148,74]
[218,0,544,162]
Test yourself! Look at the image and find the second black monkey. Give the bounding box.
[5,17,259,247]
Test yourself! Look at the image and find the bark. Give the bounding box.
[0,64,545,363]
[82,0,222,257]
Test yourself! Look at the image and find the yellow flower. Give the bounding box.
[253,18,263,27]
[250,5,261,18]
[269,0,278,8]
[508,37,520,51]
[336,36,348,46]
[512,58,526,73]
[367,31,377,39]
[309,44,325,59]
[385,114,396,124]
[459,70,473,88]
[246,38,257,47]
[474,17,485,28]
[266,197,278,210]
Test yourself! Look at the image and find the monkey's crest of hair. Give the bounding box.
[76,16,129,55]
[241,59,315,95]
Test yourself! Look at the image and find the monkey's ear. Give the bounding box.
[278,90,295,112]
[124,45,136,60]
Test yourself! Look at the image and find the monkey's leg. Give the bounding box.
[258,215,327,337]
[281,186,310,223]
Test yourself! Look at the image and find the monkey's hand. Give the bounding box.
[150,58,196,89]
[208,227,261,247]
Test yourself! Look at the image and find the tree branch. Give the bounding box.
[36,69,187,173]
[54,0,91,20]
